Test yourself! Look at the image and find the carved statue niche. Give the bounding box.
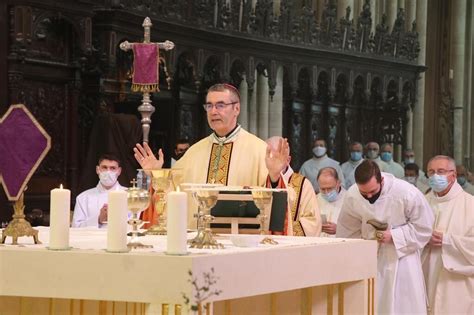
[334,74,348,105]
[202,55,223,88]
[175,52,197,89]
[229,59,246,89]
[378,80,402,144]
[356,0,372,52]
[346,76,365,144]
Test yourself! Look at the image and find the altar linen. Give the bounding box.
[337,172,433,314]
[423,182,474,314]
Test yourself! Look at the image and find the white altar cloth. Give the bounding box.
[0,227,377,314]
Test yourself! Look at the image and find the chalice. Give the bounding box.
[127,179,152,249]
[147,169,183,235]
[251,189,278,245]
[182,183,223,249]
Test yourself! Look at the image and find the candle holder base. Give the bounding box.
[189,228,224,249]
[0,196,41,245]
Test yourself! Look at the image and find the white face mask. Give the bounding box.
[99,171,118,187]
[404,176,417,185]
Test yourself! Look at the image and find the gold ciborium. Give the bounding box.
[189,187,223,249]
[127,179,152,249]
[251,189,278,245]
[147,169,183,235]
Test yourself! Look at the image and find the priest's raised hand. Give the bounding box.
[265,137,290,182]
[134,142,164,170]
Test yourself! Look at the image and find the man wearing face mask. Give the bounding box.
[403,148,428,186]
[170,138,190,167]
[341,141,364,188]
[316,167,346,237]
[299,139,344,193]
[422,156,474,314]
[337,160,433,315]
[72,154,125,227]
[380,143,404,178]
[403,163,429,194]
[455,164,474,195]
[365,141,389,172]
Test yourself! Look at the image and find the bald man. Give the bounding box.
[456,165,474,195]
[267,136,321,237]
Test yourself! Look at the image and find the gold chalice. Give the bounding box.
[182,183,223,249]
[147,168,183,235]
[127,179,152,249]
[251,189,278,245]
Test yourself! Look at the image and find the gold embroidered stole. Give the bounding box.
[206,142,234,185]
[289,172,306,236]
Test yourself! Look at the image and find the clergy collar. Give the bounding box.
[433,181,464,202]
[96,181,121,193]
[212,124,241,144]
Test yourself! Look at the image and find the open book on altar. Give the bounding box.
[211,189,288,232]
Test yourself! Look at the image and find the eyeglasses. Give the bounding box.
[203,101,237,111]
[427,169,455,177]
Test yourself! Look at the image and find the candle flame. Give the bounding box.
[60,184,63,189]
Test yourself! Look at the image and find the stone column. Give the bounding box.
[413,0,427,167]
[337,0,354,21]
[239,76,249,130]
[452,0,467,164]
[405,0,417,31]
[353,0,363,25]
[316,0,326,24]
[269,66,284,137]
[257,71,269,139]
[249,72,258,135]
[386,0,398,32]
[370,0,377,34]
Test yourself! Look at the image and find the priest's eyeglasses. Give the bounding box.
[203,101,237,111]
[427,169,455,177]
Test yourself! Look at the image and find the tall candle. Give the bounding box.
[107,189,129,252]
[49,184,71,250]
[166,188,188,255]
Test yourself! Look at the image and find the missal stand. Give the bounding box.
[0,104,51,244]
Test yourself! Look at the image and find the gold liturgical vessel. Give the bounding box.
[251,189,278,245]
[126,178,152,249]
[147,168,183,235]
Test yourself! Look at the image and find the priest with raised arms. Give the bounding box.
[422,155,474,314]
[336,159,433,314]
[134,83,289,229]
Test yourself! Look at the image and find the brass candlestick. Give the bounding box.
[251,189,278,245]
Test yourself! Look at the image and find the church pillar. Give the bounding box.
[353,0,363,25]
[249,69,258,135]
[405,0,417,31]
[239,75,249,130]
[257,71,269,139]
[370,0,377,34]
[316,0,326,24]
[413,0,427,167]
[269,66,284,137]
[337,0,354,21]
[452,0,467,164]
[386,0,398,32]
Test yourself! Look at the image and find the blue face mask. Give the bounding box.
[313,146,327,157]
[457,176,467,186]
[381,152,392,162]
[350,151,362,161]
[322,189,338,203]
[429,174,449,192]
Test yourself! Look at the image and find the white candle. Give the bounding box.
[49,184,71,250]
[166,189,188,255]
[107,189,128,252]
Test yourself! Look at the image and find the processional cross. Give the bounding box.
[120,17,175,142]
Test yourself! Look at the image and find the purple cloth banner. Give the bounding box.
[132,43,159,92]
[0,105,51,200]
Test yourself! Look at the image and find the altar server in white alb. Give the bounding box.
[72,154,126,227]
[299,138,344,193]
[422,155,474,314]
[380,143,404,178]
[336,160,433,314]
[340,141,364,188]
[316,167,346,237]
[266,136,321,237]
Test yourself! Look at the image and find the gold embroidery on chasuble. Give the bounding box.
[289,173,306,236]
[206,142,233,185]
